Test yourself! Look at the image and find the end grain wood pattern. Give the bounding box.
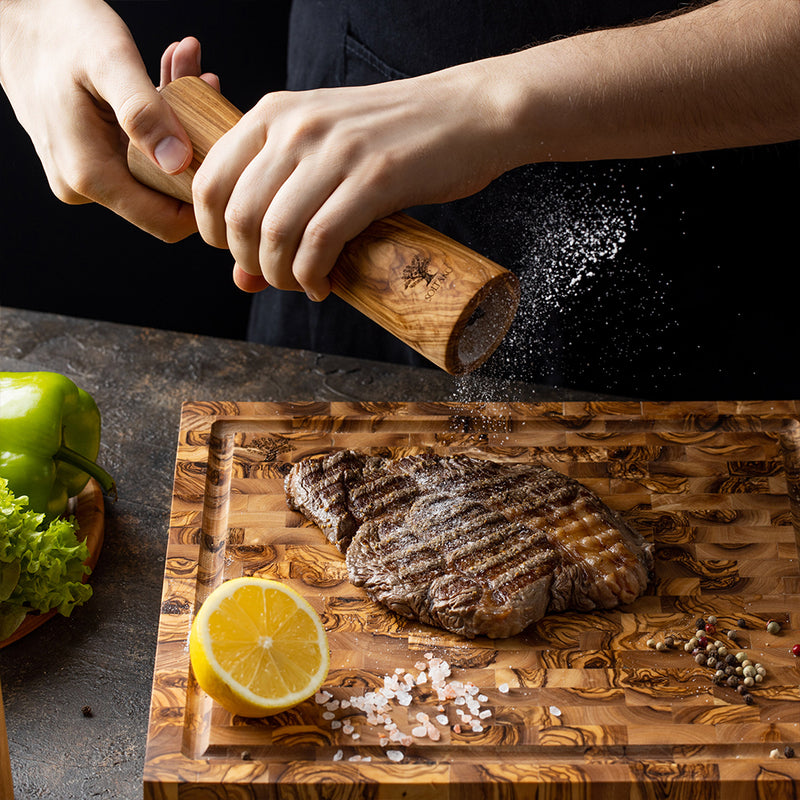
[144,401,800,799]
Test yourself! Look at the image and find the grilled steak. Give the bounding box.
[285,450,653,639]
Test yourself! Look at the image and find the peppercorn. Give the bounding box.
[737,618,747,628]
[791,644,800,657]
[727,675,739,688]
[646,638,657,648]
[695,653,707,666]
[696,618,706,630]
[664,636,675,648]
[727,630,738,640]
[241,751,252,761]
[656,641,668,652]
[705,623,716,635]
[81,705,93,718]
[698,636,709,648]
[766,620,781,635]
[725,654,738,666]
[785,746,795,759]
[743,694,754,705]
[707,615,717,625]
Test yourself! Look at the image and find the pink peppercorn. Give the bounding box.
[791,644,800,657]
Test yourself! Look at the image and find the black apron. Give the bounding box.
[247,1,800,399]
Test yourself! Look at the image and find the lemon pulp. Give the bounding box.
[190,577,329,717]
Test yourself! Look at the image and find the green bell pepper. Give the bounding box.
[0,371,116,519]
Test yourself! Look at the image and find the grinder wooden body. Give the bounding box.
[127,76,519,374]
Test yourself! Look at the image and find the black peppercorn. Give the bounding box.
[81,705,92,718]
[785,746,795,758]
[696,618,706,630]
[743,694,754,705]
[737,618,747,628]
[241,751,252,761]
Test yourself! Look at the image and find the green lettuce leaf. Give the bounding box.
[0,477,92,637]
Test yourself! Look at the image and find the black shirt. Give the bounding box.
[247,1,800,399]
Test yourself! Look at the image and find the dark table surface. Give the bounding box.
[0,305,600,800]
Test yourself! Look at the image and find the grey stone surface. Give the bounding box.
[0,306,597,799]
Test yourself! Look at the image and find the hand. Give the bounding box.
[190,64,509,298]
[0,0,197,242]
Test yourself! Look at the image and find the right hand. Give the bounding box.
[0,0,197,242]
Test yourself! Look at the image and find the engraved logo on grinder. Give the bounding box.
[402,255,453,302]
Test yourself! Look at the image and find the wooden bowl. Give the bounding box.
[0,479,105,648]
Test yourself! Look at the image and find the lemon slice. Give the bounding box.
[189,576,330,717]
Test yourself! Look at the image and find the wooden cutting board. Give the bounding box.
[143,400,800,799]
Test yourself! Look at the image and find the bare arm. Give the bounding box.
[190,0,800,300]
[492,0,800,167]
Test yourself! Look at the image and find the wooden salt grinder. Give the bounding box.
[127,77,520,374]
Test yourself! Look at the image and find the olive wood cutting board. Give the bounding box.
[143,400,800,799]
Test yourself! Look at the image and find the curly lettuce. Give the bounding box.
[0,477,92,640]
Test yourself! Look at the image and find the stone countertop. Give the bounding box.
[0,306,596,799]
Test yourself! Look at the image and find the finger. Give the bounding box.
[168,36,202,81]
[159,41,180,87]
[232,264,269,293]
[290,178,389,301]
[192,114,271,251]
[258,158,343,296]
[91,40,193,175]
[90,157,199,241]
[223,147,299,280]
[200,72,221,92]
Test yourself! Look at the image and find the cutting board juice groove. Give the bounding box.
[127,77,520,375]
[145,400,800,799]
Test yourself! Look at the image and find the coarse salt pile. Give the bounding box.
[315,652,501,761]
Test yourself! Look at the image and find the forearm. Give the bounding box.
[482,0,800,168]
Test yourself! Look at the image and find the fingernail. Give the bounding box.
[154,136,190,173]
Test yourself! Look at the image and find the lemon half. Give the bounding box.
[189,576,330,717]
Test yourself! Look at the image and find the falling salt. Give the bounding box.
[447,161,676,396]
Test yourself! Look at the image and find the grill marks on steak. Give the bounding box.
[285,450,653,639]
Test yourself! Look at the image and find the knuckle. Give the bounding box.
[58,157,99,202]
[117,93,160,140]
[224,203,258,239]
[190,167,217,208]
[303,216,336,252]
[260,213,291,250]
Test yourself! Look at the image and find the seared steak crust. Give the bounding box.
[285,450,653,639]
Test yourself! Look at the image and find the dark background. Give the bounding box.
[1,1,291,341]
[3,2,799,399]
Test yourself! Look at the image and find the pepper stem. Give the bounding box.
[54,446,117,500]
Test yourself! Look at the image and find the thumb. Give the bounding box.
[93,51,193,174]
